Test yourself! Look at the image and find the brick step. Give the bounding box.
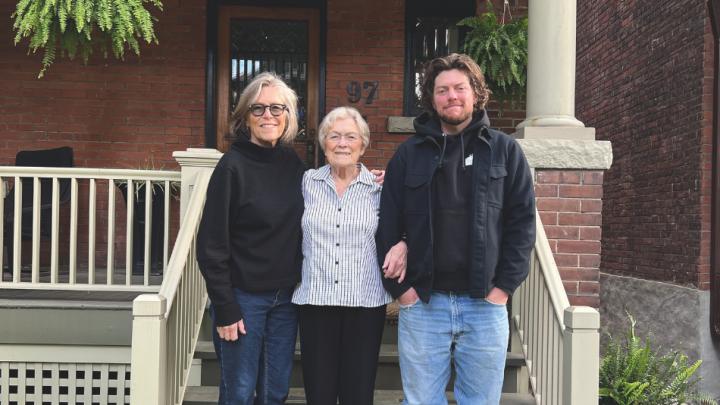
[183,386,535,405]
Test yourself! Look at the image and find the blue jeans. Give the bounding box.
[210,287,297,405]
[398,292,509,405]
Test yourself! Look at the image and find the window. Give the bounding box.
[403,1,475,116]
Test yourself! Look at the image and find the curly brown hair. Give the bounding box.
[420,53,491,115]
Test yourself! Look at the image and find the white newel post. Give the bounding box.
[173,148,223,224]
[130,294,168,405]
[563,306,600,404]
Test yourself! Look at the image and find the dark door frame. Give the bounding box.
[708,0,720,340]
[204,0,327,150]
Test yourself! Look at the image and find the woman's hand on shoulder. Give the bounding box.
[370,169,385,185]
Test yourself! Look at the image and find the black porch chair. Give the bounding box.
[2,146,74,270]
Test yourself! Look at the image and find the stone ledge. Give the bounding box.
[387,116,415,133]
[517,139,612,170]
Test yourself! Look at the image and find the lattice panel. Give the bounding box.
[0,362,131,405]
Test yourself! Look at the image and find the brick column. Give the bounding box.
[535,170,603,307]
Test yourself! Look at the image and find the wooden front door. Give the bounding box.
[217,6,320,168]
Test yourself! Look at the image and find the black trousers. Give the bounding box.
[297,304,387,405]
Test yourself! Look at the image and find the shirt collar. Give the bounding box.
[310,163,375,186]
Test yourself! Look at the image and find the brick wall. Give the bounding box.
[536,170,603,307]
[576,0,713,289]
[325,0,406,169]
[0,0,207,169]
[0,0,204,268]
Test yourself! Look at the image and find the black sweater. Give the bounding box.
[197,136,305,326]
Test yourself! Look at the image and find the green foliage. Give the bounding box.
[599,314,718,405]
[458,1,527,105]
[11,0,163,78]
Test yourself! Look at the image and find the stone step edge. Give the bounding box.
[193,340,526,367]
[183,386,535,405]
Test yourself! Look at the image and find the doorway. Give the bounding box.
[216,6,321,168]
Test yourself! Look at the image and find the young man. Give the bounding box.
[377,53,536,404]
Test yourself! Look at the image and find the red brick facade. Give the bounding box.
[1,0,603,306]
[576,0,714,289]
[0,0,207,169]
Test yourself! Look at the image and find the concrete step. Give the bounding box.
[183,386,535,405]
[194,340,528,392]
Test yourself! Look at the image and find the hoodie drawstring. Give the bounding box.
[460,132,466,171]
[438,133,448,169]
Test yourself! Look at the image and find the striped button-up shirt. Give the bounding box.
[292,164,392,307]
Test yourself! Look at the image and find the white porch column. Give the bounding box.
[173,148,223,223]
[516,0,594,140]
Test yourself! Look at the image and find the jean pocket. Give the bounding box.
[484,298,507,307]
[399,298,420,309]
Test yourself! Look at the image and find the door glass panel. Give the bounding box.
[229,19,313,165]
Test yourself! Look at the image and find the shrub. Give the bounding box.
[599,314,717,405]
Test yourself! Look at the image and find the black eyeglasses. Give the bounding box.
[248,104,288,117]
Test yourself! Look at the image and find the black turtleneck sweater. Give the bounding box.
[197,135,305,326]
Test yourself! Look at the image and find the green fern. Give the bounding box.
[458,1,528,106]
[599,313,717,405]
[11,0,163,78]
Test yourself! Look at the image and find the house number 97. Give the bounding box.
[346,81,379,105]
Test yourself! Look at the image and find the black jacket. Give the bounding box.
[197,135,305,326]
[376,111,536,302]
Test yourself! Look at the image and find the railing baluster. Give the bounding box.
[88,179,97,284]
[107,179,116,285]
[51,178,59,283]
[126,179,134,286]
[164,180,170,272]
[31,177,41,281]
[144,180,152,286]
[69,178,79,284]
[13,176,22,281]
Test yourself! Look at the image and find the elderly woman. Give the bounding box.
[292,106,406,405]
[197,72,304,405]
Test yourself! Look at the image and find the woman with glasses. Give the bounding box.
[197,72,304,405]
[292,106,407,405]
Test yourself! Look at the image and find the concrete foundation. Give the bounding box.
[600,273,720,399]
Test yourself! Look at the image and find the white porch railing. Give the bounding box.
[130,170,211,405]
[511,215,600,404]
[0,167,180,291]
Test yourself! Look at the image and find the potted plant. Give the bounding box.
[11,0,163,78]
[457,0,528,107]
[116,158,179,275]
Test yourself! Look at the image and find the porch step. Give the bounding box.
[194,340,527,392]
[183,386,535,405]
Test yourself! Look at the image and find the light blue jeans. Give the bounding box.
[398,291,509,405]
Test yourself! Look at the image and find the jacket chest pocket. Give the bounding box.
[404,173,431,214]
[487,165,507,208]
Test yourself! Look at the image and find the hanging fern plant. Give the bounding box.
[458,1,527,106]
[11,0,163,78]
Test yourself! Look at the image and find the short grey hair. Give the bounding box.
[229,72,299,144]
[317,106,370,151]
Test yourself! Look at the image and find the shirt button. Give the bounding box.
[336,243,340,247]
[334,280,338,284]
[338,207,342,211]
[335,261,339,265]
[336,224,340,228]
